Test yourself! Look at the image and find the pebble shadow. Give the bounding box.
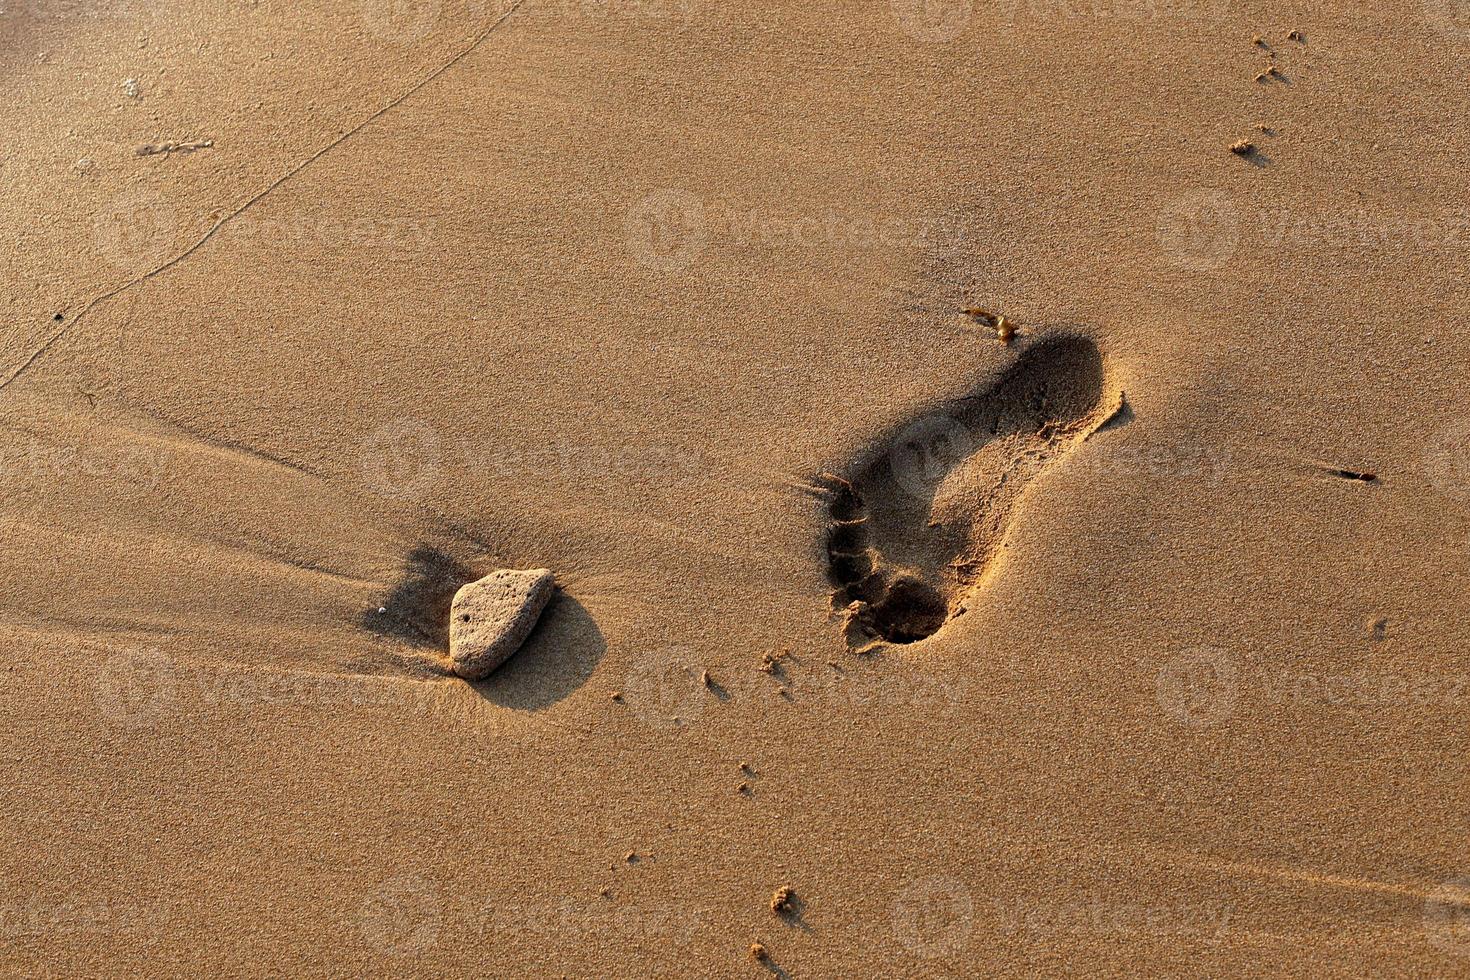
[360,544,474,648]
[361,543,604,709]
[470,592,605,711]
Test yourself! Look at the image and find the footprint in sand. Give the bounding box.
[821,334,1118,647]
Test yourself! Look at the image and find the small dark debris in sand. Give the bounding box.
[739,761,754,774]
[610,691,623,702]
[598,887,611,898]
[136,139,213,157]
[770,886,795,915]
[1326,467,1377,483]
[1230,140,1257,156]
[1288,29,1305,43]
[737,781,751,795]
[624,851,638,863]
[1369,617,1389,642]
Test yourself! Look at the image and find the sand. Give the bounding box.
[2,0,1468,975]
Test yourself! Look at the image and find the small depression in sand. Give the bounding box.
[822,334,1120,647]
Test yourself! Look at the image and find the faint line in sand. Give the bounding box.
[0,0,533,395]
[132,403,329,481]
[84,643,585,737]
[1170,853,1449,902]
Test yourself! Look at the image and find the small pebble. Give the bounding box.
[448,568,556,679]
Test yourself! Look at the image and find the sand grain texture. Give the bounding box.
[1,0,1467,976]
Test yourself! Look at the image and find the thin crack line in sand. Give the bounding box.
[0,0,532,395]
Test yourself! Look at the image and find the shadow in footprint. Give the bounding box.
[821,334,1116,647]
[470,592,605,711]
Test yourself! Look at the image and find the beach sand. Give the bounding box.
[2,0,1467,974]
